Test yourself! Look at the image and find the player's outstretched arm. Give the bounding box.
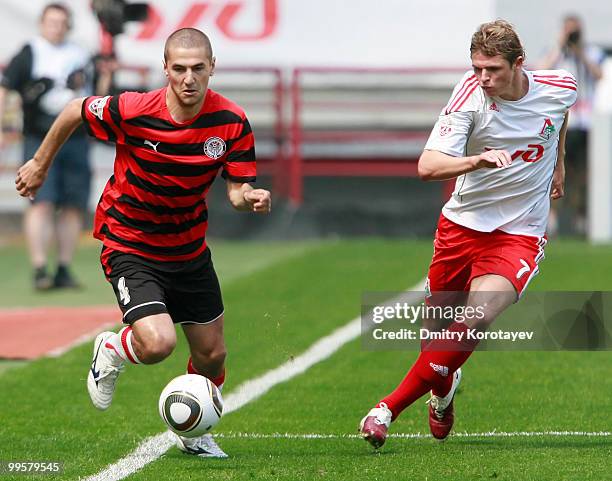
[418,149,512,181]
[15,97,85,198]
[226,180,271,213]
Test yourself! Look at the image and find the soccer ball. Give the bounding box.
[158,374,224,438]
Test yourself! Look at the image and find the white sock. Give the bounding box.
[105,326,142,364]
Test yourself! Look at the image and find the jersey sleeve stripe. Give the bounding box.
[446,77,478,114]
[448,81,479,113]
[533,75,577,86]
[108,95,125,143]
[533,74,577,81]
[98,117,117,143]
[533,79,577,91]
[226,146,256,162]
[226,133,255,154]
[220,171,256,183]
[81,98,96,137]
[445,75,477,114]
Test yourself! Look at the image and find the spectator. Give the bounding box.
[539,14,605,235]
[0,3,113,289]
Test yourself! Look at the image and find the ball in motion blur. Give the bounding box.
[159,374,223,438]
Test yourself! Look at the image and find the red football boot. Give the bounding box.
[359,403,393,449]
[427,368,462,440]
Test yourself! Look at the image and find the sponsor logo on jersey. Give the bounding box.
[203,136,227,159]
[510,144,545,163]
[489,102,500,112]
[429,362,449,377]
[144,140,160,152]
[88,96,110,121]
[538,118,556,141]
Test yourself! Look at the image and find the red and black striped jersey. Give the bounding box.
[81,87,256,262]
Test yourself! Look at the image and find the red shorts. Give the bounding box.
[426,214,546,297]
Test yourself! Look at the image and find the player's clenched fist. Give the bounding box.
[15,158,47,199]
[476,149,513,169]
[244,189,272,213]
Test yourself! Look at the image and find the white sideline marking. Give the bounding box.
[83,281,426,481]
[211,431,611,440]
[47,322,118,358]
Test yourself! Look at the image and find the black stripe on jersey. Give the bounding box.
[225,121,252,149]
[100,224,204,256]
[226,147,256,163]
[98,117,117,143]
[125,127,251,157]
[124,110,243,131]
[106,205,209,235]
[125,135,203,156]
[82,97,116,142]
[126,169,214,197]
[238,118,252,137]
[130,152,222,177]
[117,194,205,216]
[221,170,256,183]
[109,95,122,126]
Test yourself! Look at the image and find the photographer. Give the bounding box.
[0,3,114,290]
[539,14,605,235]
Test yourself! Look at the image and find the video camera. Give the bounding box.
[91,0,149,37]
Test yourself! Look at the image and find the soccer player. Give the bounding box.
[15,28,271,458]
[359,20,576,448]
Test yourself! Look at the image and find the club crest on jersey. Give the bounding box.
[538,118,556,141]
[203,137,226,159]
[88,96,110,121]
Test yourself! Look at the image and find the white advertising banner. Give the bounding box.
[0,0,494,69]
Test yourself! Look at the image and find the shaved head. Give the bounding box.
[164,28,213,63]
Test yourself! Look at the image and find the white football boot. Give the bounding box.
[176,433,228,458]
[87,331,125,410]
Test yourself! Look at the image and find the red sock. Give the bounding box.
[416,321,478,391]
[432,373,455,397]
[187,357,226,390]
[379,362,432,420]
[420,335,453,396]
[380,322,479,419]
[187,356,199,375]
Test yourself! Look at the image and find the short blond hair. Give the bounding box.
[470,19,525,65]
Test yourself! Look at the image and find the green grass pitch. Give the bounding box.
[0,238,610,480]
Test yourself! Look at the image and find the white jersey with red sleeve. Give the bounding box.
[424,69,577,237]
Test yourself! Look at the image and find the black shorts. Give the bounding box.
[101,247,224,325]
